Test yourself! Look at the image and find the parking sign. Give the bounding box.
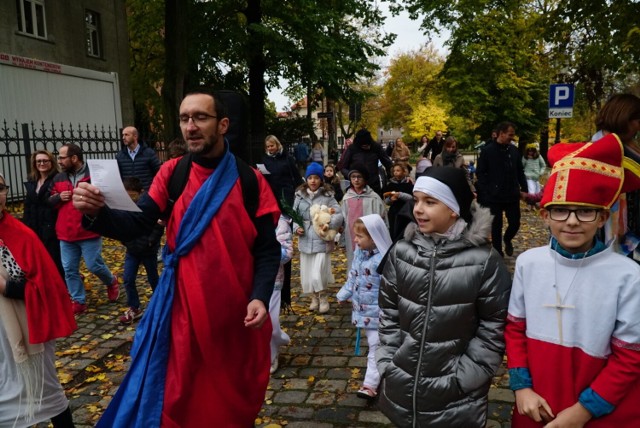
[549,84,574,118]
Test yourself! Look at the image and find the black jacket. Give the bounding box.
[262,150,303,209]
[476,142,527,205]
[116,143,162,190]
[23,176,58,242]
[23,175,64,276]
[123,223,164,257]
[424,136,445,161]
[340,142,392,193]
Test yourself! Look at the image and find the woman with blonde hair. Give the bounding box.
[23,150,63,277]
[261,135,303,311]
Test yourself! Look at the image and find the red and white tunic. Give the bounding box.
[506,245,640,427]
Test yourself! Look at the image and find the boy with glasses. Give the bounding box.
[506,134,640,427]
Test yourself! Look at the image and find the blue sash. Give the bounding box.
[97,145,239,427]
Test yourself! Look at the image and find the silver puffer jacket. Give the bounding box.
[376,203,511,428]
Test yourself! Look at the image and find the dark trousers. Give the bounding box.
[123,251,159,309]
[489,200,521,255]
[51,406,75,428]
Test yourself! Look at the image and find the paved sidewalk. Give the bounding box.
[55,206,548,427]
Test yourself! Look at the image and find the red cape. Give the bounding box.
[0,212,76,343]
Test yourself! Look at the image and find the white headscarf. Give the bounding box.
[360,214,392,256]
[413,176,460,216]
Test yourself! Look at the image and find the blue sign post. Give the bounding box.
[549,84,575,118]
[549,83,575,144]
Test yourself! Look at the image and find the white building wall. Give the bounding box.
[0,54,122,129]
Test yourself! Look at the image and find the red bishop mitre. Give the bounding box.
[541,133,625,209]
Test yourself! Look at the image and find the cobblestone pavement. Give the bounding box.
[52,204,548,427]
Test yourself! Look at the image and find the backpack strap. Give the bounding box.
[163,153,258,221]
[163,153,193,220]
[235,156,259,220]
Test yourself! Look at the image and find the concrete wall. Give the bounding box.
[0,0,133,124]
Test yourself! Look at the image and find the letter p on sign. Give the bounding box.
[549,84,575,118]
[554,87,570,106]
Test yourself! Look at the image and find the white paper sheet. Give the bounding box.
[256,163,270,174]
[87,159,142,212]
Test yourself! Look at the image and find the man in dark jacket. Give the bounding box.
[423,130,445,161]
[476,121,528,256]
[340,129,392,195]
[117,126,161,190]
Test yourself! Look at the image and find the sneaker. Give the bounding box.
[504,240,514,257]
[107,275,120,302]
[356,385,377,400]
[309,295,319,311]
[72,301,87,315]
[119,307,142,324]
[318,295,330,314]
[270,355,279,374]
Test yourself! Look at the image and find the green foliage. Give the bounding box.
[393,0,640,141]
[265,114,315,148]
[444,4,548,141]
[380,46,445,130]
[265,0,393,111]
[126,0,393,145]
[545,0,640,110]
[125,0,165,135]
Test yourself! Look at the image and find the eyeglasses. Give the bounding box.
[350,174,364,180]
[36,159,51,164]
[0,185,10,194]
[178,113,217,126]
[547,207,600,222]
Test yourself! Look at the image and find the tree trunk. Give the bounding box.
[161,0,187,142]
[246,0,266,164]
[327,98,335,155]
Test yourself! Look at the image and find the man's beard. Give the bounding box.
[187,136,216,156]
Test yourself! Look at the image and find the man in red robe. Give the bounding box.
[74,90,280,427]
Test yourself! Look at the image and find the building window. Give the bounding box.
[16,0,47,39]
[85,10,102,58]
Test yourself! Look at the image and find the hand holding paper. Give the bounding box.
[87,159,142,212]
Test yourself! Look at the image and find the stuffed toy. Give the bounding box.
[310,204,338,242]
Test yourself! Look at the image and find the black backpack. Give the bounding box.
[162,152,258,221]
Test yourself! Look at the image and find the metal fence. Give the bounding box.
[0,120,163,202]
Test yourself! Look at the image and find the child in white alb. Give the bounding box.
[336,214,391,400]
[269,214,293,374]
[506,134,640,427]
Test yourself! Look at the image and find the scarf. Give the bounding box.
[443,151,458,166]
[97,144,240,428]
[0,259,45,423]
[428,218,468,241]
